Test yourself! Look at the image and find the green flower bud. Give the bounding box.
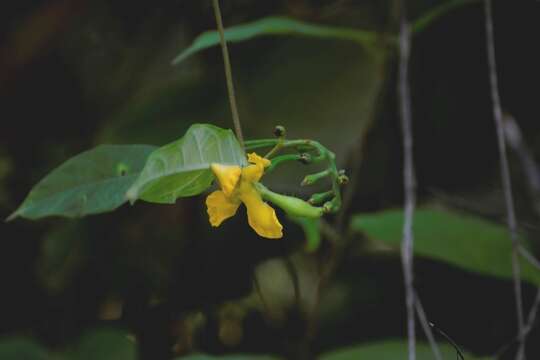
[254,183,323,218]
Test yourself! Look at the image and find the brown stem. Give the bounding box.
[212,0,244,148]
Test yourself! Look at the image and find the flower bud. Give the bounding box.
[255,183,323,218]
[273,125,286,138]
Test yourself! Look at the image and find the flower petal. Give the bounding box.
[210,163,241,196]
[240,184,283,239]
[241,164,264,183]
[206,190,241,227]
[247,152,271,168]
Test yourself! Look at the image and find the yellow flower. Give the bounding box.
[206,153,283,239]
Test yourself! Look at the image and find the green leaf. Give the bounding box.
[8,145,156,220]
[126,124,246,204]
[320,340,486,360]
[38,222,86,293]
[411,0,481,34]
[73,329,136,360]
[0,337,49,360]
[350,208,540,286]
[172,16,380,65]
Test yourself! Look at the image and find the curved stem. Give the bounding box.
[266,154,302,173]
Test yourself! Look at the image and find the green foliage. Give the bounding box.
[172,2,481,66]
[320,340,486,360]
[126,124,246,204]
[8,145,156,220]
[72,329,136,360]
[172,16,380,65]
[0,330,136,360]
[0,337,49,360]
[37,222,86,292]
[351,208,540,285]
[411,0,480,34]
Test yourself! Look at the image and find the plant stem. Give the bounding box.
[483,2,525,359]
[398,1,416,359]
[398,0,416,360]
[414,291,443,360]
[212,0,244,149]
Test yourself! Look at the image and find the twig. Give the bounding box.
[518,247,540,356]
[484,1,525,359]
[519,246,540,272]
[494,114,540,359]
[414,292,443,360]
[504,114,540,215]
[524,289,540,337]
[493,287,540,360]
[212,0,244,148]
[398,0,416,359]
[429,322,465,360]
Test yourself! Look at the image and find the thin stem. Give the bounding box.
[524,289,540,337]
[519,246,540,271]
[264,138,285,159]
[484,1,525,359]
[266,154,302,173]
[414,292,443,360]
[429,322,465,360]
[398,0,416,359]
[212,0,244,148]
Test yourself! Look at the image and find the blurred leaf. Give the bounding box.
[350,208,540,285]
[73,329,136,360]
[172,16,380,65]
[0,337,49,360]
[38,222,86,293]
[126,124,246,204]
[177,354,280,360]
[411,0,480,34]
[320,340,486,360]
[289,215,321,252]
[8,145,156,220]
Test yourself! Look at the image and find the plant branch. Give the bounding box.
[484,2,525,359]
[398,1,416,359]
[414,292,442,360]
[212,0,244,148]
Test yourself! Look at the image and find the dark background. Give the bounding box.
[1,0,540,359]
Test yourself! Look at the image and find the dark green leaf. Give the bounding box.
[411,0,481,34]
[350,208,540,285]
[320,340,486,360]
[73,329,136,360]
[8,145,156,220]
[38,222,86,293]
[0,338,49,360]
[126,124,246,204]
[172,16,380,65]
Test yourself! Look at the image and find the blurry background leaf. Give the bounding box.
[37,221,86,293]
[126,124,246,204]
[73,329,136,360]
[172,16,381,65]
[411,0,480,34]
[350,208,540,285]
[8,145,156,220]
[320,340,486,360]
[0,337,49,360]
